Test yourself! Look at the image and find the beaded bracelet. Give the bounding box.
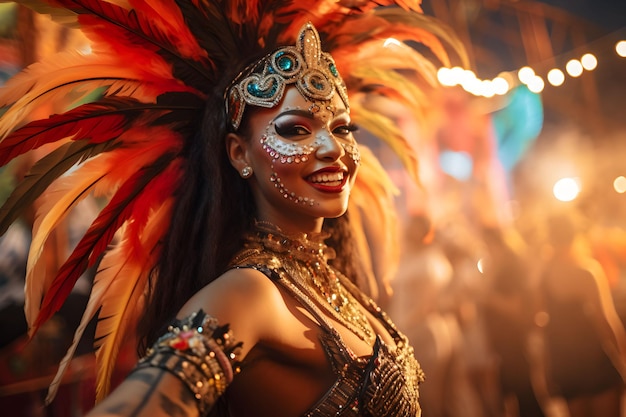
[133,310,242,415]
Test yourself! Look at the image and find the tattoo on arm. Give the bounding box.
[128,370,165,417]
[158,393,186,417]
[127,370,157,385]
[179,383,195,406]
[100,369,166,417]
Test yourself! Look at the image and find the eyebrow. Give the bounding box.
[273,107,349,122]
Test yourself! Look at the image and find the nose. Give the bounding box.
[314,130,345,161]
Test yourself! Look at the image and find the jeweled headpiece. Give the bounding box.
[226,22,349,131]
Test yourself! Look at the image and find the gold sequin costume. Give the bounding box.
[225,225,425,416]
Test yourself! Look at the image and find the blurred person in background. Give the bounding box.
[440,222,502,417]
[538,212,626,417]
[481,227,546,417]
[389,215,477,417]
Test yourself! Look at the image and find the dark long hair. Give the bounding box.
[138,65,255,352]
[137,67,366,354]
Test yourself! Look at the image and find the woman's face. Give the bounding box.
[235,87,360,232]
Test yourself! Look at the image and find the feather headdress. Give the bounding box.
[0,0,466,404]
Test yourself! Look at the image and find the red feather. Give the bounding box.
[50,0,214,89]
[0,98,143,166]
[32,152,175,332]
[130,0,209,60]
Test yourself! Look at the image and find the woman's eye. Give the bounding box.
[333,124,358,136]
[275,124,311,137]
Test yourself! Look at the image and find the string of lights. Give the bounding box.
[436,34,626,97]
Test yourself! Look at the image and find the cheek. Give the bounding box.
[270,159,301,177]
[259,150,316,206]
[342,141,361,166]
[268,165,316,206]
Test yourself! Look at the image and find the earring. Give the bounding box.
[241,166,253,178]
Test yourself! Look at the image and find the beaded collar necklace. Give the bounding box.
[248,222,375,345]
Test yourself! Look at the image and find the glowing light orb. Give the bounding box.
[553,177,580,201]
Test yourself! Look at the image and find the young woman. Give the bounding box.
[0,1,464,415]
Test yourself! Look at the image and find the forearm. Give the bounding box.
[87,368,199,417]
[88,310,241,417]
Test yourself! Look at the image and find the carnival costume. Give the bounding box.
[0,0,465,413]
[220,222,425,416]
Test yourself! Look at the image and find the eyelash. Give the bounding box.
[333,124,359,135]
[275,124,310,137]
[275,123,358,137]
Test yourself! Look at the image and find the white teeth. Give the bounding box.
[309,171,344,183]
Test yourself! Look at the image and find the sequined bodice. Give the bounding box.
[228,226,424,416]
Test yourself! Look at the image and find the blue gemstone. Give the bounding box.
[247,80,278,98]
[277,55,294,71]
[311,77,325,91]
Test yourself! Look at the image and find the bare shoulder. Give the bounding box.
[176,267,286,356]
[180,267,283,318]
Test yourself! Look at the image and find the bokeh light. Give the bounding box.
[553,177,581,201]
[581,53,598,70]
[527,75,545,93]
[616,40,626,57]
[566,59,583,77]
[518,66,535,84]
[614,176,626,193]
[547,68,565,86]
[492,76,510,95]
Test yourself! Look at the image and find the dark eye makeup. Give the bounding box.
[274,123,311,137]
[332,123,359,135]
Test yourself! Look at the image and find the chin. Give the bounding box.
[315,202,349,219]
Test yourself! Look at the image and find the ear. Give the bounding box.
[225,132,250,173]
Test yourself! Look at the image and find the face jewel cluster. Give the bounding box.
[260,123,321,163]
[261,123,317,206]
[342,141,361,166]
[226,22,349,131]
[270,171,315,206]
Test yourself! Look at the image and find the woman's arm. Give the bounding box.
[86,267,279,417]
[87,367,200,417]
[87,309,241,417]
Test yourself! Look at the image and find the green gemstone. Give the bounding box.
[329,63,338,77]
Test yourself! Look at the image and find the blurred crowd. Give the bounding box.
[388,209,626,417]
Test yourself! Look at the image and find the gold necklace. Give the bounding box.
[250,222,376,345]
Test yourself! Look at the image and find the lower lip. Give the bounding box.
[308,176,348,193]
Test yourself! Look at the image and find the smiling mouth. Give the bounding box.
[306,171,347,192]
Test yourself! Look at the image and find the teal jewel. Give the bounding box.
[329,63,338,77]
[277,54,294,71]
[311,76,325,91]
[247,79,278,98]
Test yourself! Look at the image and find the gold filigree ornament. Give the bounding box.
[226,22,350,131]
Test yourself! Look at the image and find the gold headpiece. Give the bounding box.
[226,22,349,130]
